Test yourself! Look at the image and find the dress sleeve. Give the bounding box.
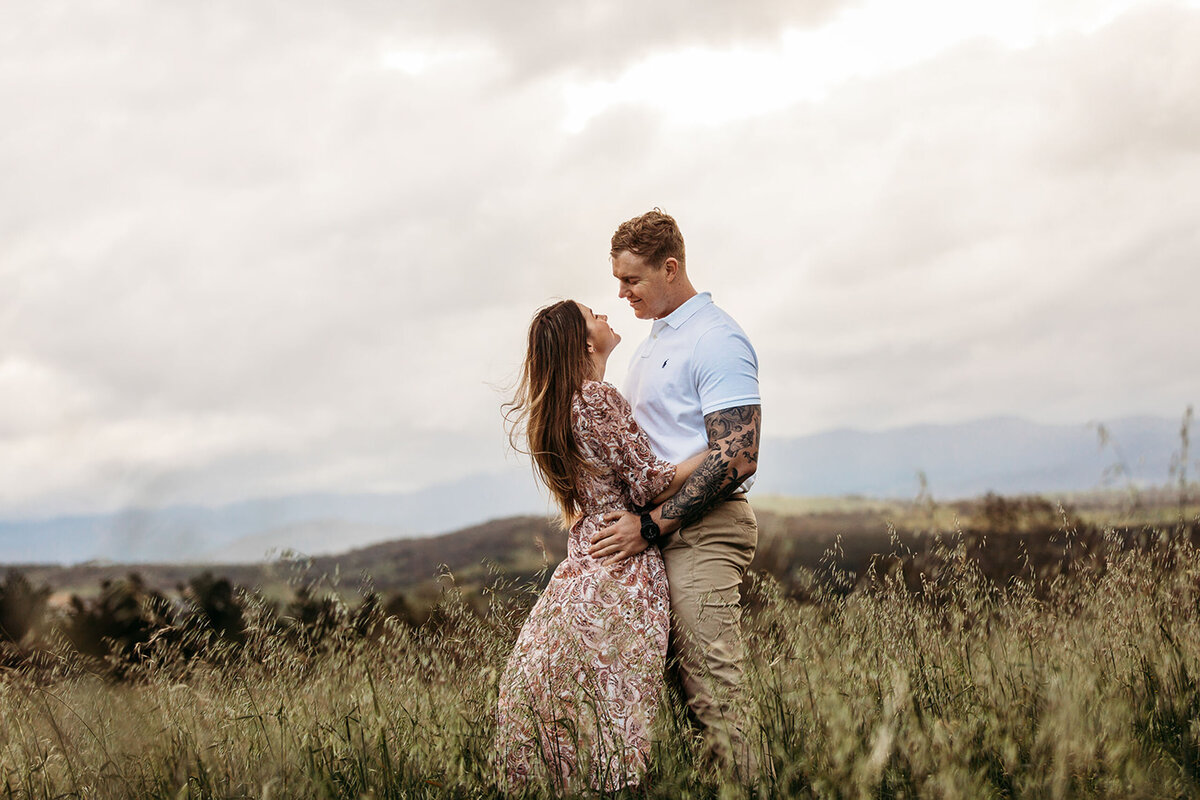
[578,382,676,508]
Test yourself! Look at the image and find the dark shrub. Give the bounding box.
[0,570,51,645]
[181,571,246,644]
[60,573,175,677]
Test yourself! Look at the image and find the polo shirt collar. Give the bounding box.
[658,292,712,330]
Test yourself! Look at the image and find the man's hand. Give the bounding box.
[589,511,649,565]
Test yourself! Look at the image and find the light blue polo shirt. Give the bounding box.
[624,292,760,489]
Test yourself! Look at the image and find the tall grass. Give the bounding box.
[2,523,1199,798]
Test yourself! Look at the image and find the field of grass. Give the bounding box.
[3,505,1200,798]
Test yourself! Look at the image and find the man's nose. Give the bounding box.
[618,285,629,298]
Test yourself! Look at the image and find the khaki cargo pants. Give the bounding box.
[660,495,758,780]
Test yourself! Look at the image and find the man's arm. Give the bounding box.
[660,404,760,530]
[588,404,761,564]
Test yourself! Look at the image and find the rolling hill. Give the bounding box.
[0,414,1185,564]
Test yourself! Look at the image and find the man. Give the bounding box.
[588,208,762,779]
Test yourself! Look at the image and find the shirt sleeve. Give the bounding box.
[692,326,761,416]
[580,382,676,507]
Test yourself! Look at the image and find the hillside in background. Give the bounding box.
[16,488,1197,611]
[0,414,1188,564]
[16,515,565,606]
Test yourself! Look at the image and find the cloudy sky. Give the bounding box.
[2,0,1198,520]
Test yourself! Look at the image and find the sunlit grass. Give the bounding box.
[3,522,1200,798]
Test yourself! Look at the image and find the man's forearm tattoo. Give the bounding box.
[661,405,761,528]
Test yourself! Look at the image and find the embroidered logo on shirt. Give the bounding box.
[662,359,669,368]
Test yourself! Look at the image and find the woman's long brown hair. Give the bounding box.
[504,300,597,526]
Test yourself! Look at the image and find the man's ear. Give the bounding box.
[663,257,679,283]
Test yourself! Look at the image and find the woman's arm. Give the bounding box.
[650,449,709,505]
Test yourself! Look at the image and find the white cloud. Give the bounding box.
[0,0,1197,518]
[560,0,1157,131]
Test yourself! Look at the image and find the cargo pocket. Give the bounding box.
[694,586,745,671]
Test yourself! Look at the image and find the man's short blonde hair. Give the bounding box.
[610,208,685,269]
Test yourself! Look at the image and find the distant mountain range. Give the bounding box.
[0,415,1186,565]
[754,415,1182,498]
[0,467,551,565]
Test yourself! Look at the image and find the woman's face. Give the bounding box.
[577,302,621,357]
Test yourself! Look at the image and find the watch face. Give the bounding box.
[640,513,659,541]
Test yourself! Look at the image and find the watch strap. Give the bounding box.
[639,511,662,544]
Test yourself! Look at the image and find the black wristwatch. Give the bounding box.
[639,512,662,545]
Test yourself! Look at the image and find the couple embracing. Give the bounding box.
[497,209,762,791]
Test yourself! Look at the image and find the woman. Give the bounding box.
[496,300,705,791]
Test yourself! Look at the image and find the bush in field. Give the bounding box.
[0,570,54,672]
[55,572,252,678]
[382,590,422,627]
[0,569,51,646]
[0,567,427,680]
[180,570,246,644]
[978,492,1070,534]
[59,573,175,677]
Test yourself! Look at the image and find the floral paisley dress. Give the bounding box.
[496,380,676,791]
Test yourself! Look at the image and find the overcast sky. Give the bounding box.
[2,0,1198,519]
